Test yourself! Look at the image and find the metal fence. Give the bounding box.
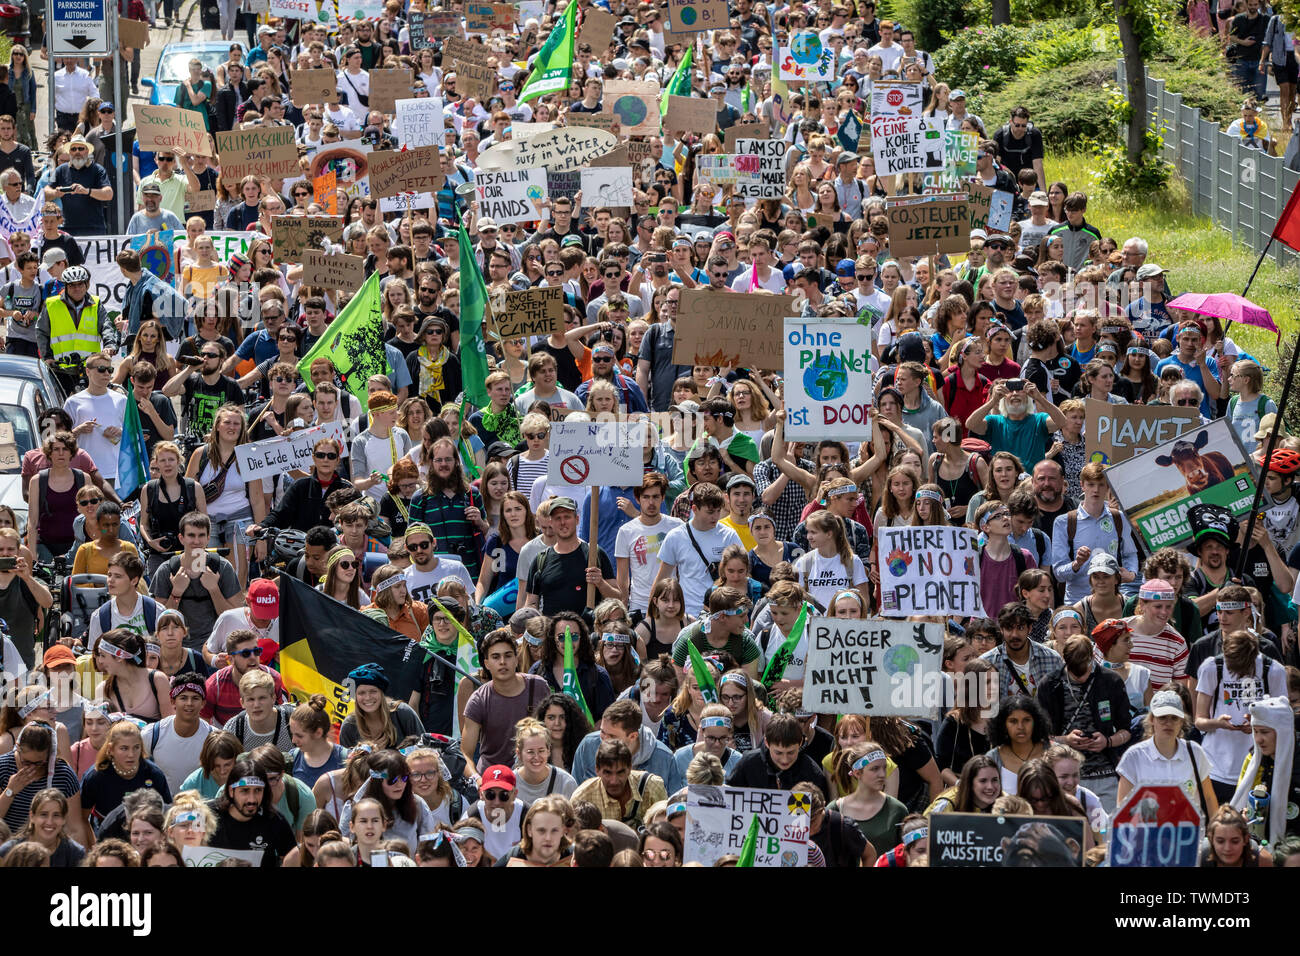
[1116,60,1299,266]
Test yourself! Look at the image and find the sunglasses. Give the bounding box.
[1175,398,1199,406]
[157,156,176,163]
[336,560,357,571]
[314,451,339,460]
[525,432,547,440]
[381,774,409,785]
[407,539,432,551]
[79,496,103,506]
[201,352,222,360]
[592,356,613,363]
[545,270,563,278]
[88,365,112,374]
[271,375,295,384]
[233,647,264,658]
[482,789,513,800]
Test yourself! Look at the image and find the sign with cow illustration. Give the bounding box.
[1105,419,1258,551]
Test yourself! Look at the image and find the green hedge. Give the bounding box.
[979,58,1119,148]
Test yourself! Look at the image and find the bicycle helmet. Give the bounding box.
[61,265,90,284]
[1268,448,1300,476]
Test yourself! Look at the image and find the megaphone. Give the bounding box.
[455,182,477,199]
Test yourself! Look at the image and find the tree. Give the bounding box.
[992,0,1011,24]
[1114,0,1149,164]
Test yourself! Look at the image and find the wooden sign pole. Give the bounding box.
[587,487,600,608]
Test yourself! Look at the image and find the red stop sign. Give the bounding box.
[1111,785,1203,867]
[887,89,903,107]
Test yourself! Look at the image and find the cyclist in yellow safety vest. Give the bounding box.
[36,264,118,393]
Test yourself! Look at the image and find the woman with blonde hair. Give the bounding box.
[186,404,266,587]
[337,663,424,749]
[793,510,868,610]
[113,321,178,389]
[786,163,818,214]
[163,792,218,849]
[829,742,909,851]
[512,717,579,803]
[80,720,172,832]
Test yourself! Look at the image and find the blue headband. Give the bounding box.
[903,826,928,846]
[852,750,887,772]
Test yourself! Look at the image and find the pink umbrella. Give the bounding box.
[1166,292,1280,343]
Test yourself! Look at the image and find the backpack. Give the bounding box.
[38,467,87,522]
[1210,653,1272,706]
[98,594,159,637]
[144,478,198,541]
[1227,394,1268,423]
[982,543,1028,576]
[1065,506,1145,569]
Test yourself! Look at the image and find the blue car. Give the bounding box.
[141,40,247,107]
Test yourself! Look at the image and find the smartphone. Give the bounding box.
[1006,379,1025,391]
[0,557,15,571]
[58,185,75,193]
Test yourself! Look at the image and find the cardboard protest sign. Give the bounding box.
[668,0,727,32]
[394,97,446,150]
[877,526,984,618]
[234,422,348,481]
[804,617,944,716]
[871,114,945,176]
[548,420,650,488]
[490,286,565,340]
[367,147,443,199]
[474,168,546,225]
[271,215,343,263]
[695,153,761,190]
[574,112,621,136]
[579,7,616,50]
[724,120,769,150]
[626,137,655,172]
[783,317,872,440]
[133,105,213,157]
[289,68,339,106]
[1085,398,1201,465]
[929,813,1086,867]
[444,37,496,99]
[587,144,629,169]
[313,170,338,214]
[871,81,924,117]
[465,1,513,32]
[685,786,809,867]
[733,138,787,200]
[664,95,717,134]
[1105,418,1257,551]
[368,68,413,114]
[671,289,795,370]
[886,194,970,257]
[186,190,217,213]
[779,30,836,81]
[967,184,1014,234]
[580,166,634,207]
[216,127,300,182]
[424,10,461,36]
[603,81,661,137]
[183,845,265,867]
[300,250,365,289]
[119,18,150,48]
[477,127,620,173]
[0,422,18,470]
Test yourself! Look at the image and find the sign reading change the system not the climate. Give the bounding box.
[803,617,944,717]
[783,318,873,440]
[877,526,984,618]
[684,785,809,867]
[548,420,650,488]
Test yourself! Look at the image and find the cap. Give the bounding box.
[98,101,114,112]
[835,258,857,276]
[561,234,585,247]
[1187,503,1236,551]
[248,578,279,618]
[1138,578,1177,601]
[257,24,275,34]
[782,262,804,282]
[476,216,499,231]
[486,441,516,460]
[949,89,967,99]
[836,151,860,165]
[1255,412,1286,442]
[613,57,630,71]
[509,607,541,634]
[1027,190,1049,207]
[42,248,68,267]
[982,234,1012,248]
[480,765,517,791]
[1135,263,1166,280]
[671,400,701,415]
[969,228,988,242]
[42,644,77,668]
[1086,552,1120,577]
[1149,689,1185,718]
[141,181,163,195]
[726,473,756,491]
[346,662,389,692]
[549,496,578,513]
[67,134,90,147]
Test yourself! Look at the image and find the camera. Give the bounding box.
[0,557,16,571]
[1006,379,1025,391]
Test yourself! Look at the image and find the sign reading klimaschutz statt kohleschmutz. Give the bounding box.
[49,0,111,57]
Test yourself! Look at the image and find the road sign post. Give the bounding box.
[1110,784,1203,867]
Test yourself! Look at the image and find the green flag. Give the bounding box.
[519,0,576,104]
[297,270,386,413]
[761,602,809,688]
[736,814,760,867]
[115,380,150,499]
[685,639,719,704]
[659,44,693,115]
[456,218,492,409]
[563,626,593,722]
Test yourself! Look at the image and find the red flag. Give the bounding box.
[1272,183,1300,252]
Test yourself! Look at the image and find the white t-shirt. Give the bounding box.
[403,556,474,605]
[65,389,127,481]
[657,521,742,617]
[204,605,281,658]
[762,622,807,682]
[143,715,219,793]
[614,514,684,613]
[87,593,150,645]
[1195,654,1286,783]
[867,41,903,73]
[792,549,868,610]
[1116,738,1213,805]
[730,268,786,294]
[515,534,549,587]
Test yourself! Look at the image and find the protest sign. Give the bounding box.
[734,138,787,200]
[512,122,557,141]
[968,184,1014,234]
[668,0,727,32]
[672,289,794,370]
[271,215,344,263]
[871,81,924,117]
[128,230,175,283]
[133,104,213,157]
[424,10,461,36]
[603,81,661,137]
[367,147,443,199]
[886,194,970,257]
[929,813,1086,867]
[119,18,149,48]
[465,1,495,32]
[379,191,436,214]
[182,845,265,867]
[946,130,979,176]
[474,168,546,224]
[1085,398,1200,465]
[216,127,300,182]
[490,286,565,340]
[394,97,446,149]
[574,112,621,135]
[80,232,258,312]
[234,422,349,482]
[301,250,366,289]
[477,126,620,173]
[838,111,864,154]
[368,68,413,114]
[1110,785,1203,867]
[444,37,495,99]
[548,420,650,488]
[547,168,581,203]
[406,10,430,48]
[695,153,760,190]
[779,30,836,81]
[270,0,313,17]
[305,140,373,196]
[588,145,629,169]
[443,36,493,64]
[0,422,17,470]
[0,200,39,242]
[338,0,384,18]
[665,95,717,134]
[579,7,616,50]
[1105,418,1257,551]
[186,190,217,213]
[871,114,945,176]
[627,138,655,173]
[313,170,338,214]
[289,68,339,106]
[877,525,984,618]
[783,317,873,440]
[804,617,943,716]
[580,166,634,207]
[724,120,769,150]
[685,785,809,867]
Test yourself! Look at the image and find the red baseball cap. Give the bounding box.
[248,579,279,619]
[480,765,516,791]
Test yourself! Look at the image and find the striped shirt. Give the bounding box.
[0,752,81,833]
[1124,617,1189,690]
[753,457,814,542]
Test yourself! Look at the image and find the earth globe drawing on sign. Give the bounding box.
[802,353,848,401]
[611,95,648,129]
[883,644,920,678]
[678,6,697,25]
[790,31,823,65]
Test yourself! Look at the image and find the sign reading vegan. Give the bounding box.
[490,286,564,339]
[684,785,809,867]
[300,250,365,289]
[671,289,795,371]
[804,617,943,716]
[474,168,546,225]
[886,194,970,257]
[1105,419,1257,551]
[783,318,872,439]
[134,105,213,156]
[1084,398,1201,465]
[877,526,984,618]
[929,813,1086,867]
[548,420,650,488]
[216,127,300,181]
[272,215,344,263]
[367,147,444,199]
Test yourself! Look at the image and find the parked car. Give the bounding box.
[0,353,65,410]
[141,40,246,107]
[0,0,30,43]
[0,374,47,536]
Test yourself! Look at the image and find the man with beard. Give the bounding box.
[207,755,296,866]
[524,497,617,616]
[979,602,1064,701]
[1031,459,1075,538]
[400,522,474,606]
[966,378,1068,470]
[126,181,183,235]
[43,136,113,236]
